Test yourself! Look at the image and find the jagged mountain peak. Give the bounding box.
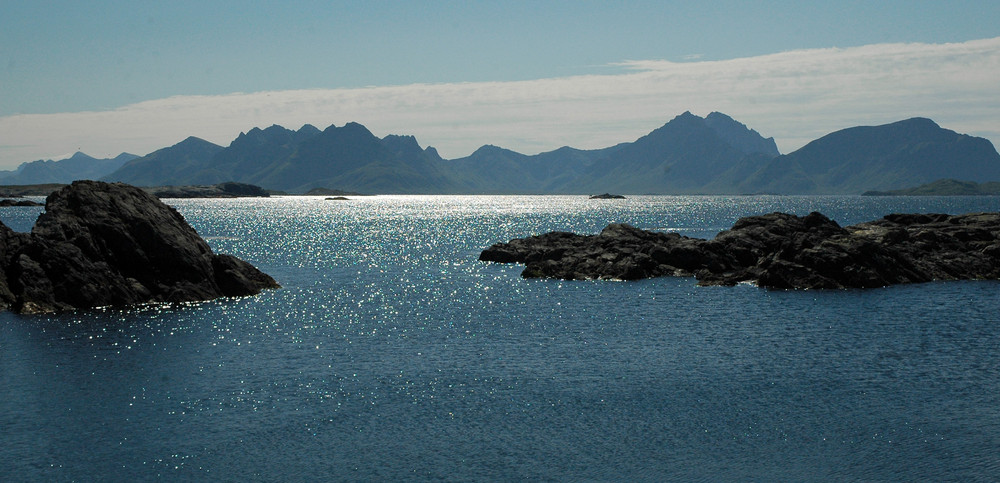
[113,152,139,163]
[471,144,524,157]
[704,111,780,157]
[382,134,424,157]
[298,124,321,136]
[67,151,95,161]
[176,136,216,147]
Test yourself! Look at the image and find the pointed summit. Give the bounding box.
[705,112,780,157]
[67,151,96,161]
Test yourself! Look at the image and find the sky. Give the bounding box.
[2,0,1000,169]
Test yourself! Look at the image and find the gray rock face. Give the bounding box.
[0,180,279,313]
[480,211,1000,289]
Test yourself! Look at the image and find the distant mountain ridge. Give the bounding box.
[0,152,136,185]
[101,111,790,194]
[744,118,1000,194]
[104,123,459,193]
[13,112,998,195]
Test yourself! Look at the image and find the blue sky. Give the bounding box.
[2,1,1000,168]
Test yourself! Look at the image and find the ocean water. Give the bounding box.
[2,195,999,481]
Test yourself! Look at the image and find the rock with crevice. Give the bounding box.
[0,180,279,313]
[480,211,1000,289]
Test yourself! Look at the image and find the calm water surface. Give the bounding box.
[2,195,999,481]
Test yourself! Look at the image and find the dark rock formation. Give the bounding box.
[0,180,279,313]
[480,211,1000,289]
[589,193,626,199]
[325,196,350,201]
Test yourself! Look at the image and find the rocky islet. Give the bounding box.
[480,211,1000,289]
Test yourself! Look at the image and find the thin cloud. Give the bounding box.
[1,37,999,169]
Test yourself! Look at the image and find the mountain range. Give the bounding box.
[0,152,137,185]
[7,112,999,194]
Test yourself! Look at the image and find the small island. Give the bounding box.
[589,193,627,199]
[481,211,1000,289]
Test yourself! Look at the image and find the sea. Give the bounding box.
[2,194,999,481]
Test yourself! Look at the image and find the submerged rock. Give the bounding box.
[0,180,279,313]
[480,211,1000,289]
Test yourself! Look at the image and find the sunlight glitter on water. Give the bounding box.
[3,195,1000,481]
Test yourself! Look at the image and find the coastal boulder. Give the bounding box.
[0,180,278,313]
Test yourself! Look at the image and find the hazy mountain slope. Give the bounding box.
[577,112,777,194]
[245,123,459,193]
[704,111,780,157]
[443,145,606,193]
[199,124,321,185]
[103,137,224,186]
[743,118,1000,194]
[0,152,137,185]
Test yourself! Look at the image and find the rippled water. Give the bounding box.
[2,195,1000,481]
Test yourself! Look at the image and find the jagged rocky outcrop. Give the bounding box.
[480,211,1000,289]
[0,180,279,313]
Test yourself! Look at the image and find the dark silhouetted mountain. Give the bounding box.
[105,137,225,186]
[743,118,1000,194]
[0,152,137,185]
[444,145,606,193]
[444,112,780,194]
[96,113,1000,194]
[244,122,459,193]
[704,112,780,157]
[104,123,459,193]
[574,111,779,194]
[194,124,320,185]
